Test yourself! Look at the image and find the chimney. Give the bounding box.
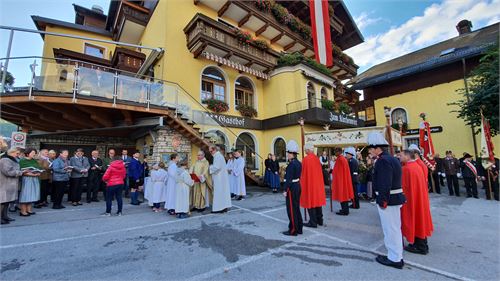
[456,20,472,35]
[91,5,104,14]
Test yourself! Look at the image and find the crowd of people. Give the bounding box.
[0,145,249,225]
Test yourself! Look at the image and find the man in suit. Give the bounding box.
[121,149,131,198]
[128,151,144,205]
[461,153,480,198]
[345,147,360,209]
[87,150,103,203]
[443,150,461,196]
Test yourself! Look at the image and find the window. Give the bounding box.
[84,43,105,58]
[307,82,316,108]
[236,133,256,170]
[235,77,254,107]
[405,137,419,148]
[366,106,375,121]
[273,138,286,162]
[391,108,408,124]
[320,87,328,100]
[201,67,226,102]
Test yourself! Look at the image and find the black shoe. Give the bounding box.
[473,196,479,199]
[449,193,454,196]
[19,212,30,217]
[130,202,140,206]
[336,211,348,216]
[404,244,427,255]
[197,208,206,213]
[375,255,404,269]
[92,199,100,202]
[52,205,63,209]
[455,194,460,197]
[27,212,36,215]
[467,195,472,198]
[5,216,15,222]
[34,204,43,209]
[1,219,9,225]
[303,222,317,228]
[77,202,83,206]
[282,231,297,236]
[297,229,303,234]
[318,221,324,226]
[87,200,92,204]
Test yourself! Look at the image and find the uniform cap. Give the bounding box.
[408,144,421,153]
[304,143,314,151]
[367,132,389,148]
[344,147,356,156]
[286,140,299,154]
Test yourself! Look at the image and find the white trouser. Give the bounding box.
[377,205,403,262]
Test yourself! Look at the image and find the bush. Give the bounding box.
[321,99,335,111]
[236,104,258,118]
[338,102,352,114]
[277,52,332,77]
[202,98,229,113]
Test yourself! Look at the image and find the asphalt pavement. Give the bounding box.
[1,185,499,281]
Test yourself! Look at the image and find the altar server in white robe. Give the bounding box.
[208,145,232,213]
[165,154,179,215]
[226,152,236,198]
[175,160,194,218]
[232,150,246,200]
[149,162,168,212]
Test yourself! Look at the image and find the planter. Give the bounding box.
[202,99,229,113]
[236,104,258,118]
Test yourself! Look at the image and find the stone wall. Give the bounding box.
[151,128,192,165]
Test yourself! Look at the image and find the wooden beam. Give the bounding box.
[300,47,307,54]
[238,12,252,27]
[284,41,296,51]
[36,103,101,129]
[121,110,133,126]
[255,23,269,37]
[223,51,233,59]
[218,1,231,17]
[77,106,113,127]
[2,104,73,130]
[244,61,254,67]
[193,0,200,5]
[270,32,284,44]
[193,42,208,58]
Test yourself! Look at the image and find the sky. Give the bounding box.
[0,0,499,87]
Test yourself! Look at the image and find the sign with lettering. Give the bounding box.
[11,132,27,149]
[328,112,358,126]
[405,126,443,135]
[304,126,402,147]
[193,111,262,129]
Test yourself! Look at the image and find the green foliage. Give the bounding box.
[449,44,499,136]
[321,99,335,111]
[202,98,229,113]
[391,122,408,132]
[236,104,258,118]
[338,102,352,114]
[277,52,332,77]
[0,70,15,86]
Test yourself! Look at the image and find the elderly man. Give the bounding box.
[282,140,303,236]
[0,148,25,224]
[300,143,326,228]
[87,150,103,203]
[368,132,406,269]
[69,148,90,206]
[209,145,231,213]
[190,150,211,212]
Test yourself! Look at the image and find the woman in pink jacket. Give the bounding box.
[102,160,126,216]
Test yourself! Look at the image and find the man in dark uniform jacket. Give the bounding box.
[87,150,103,203]
[368,132,406,269]
[443,150,460,196]
[478,157,499,201]
[461,153,479,198]
[282,140,303,236]
[345,147,360,209]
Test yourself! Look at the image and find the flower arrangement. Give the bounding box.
[419,112,427,120]
[202,98,229,113]
[332,43,355,66]
[253,39,269,50]
[338,102,352,114]
[236,104,258,118]
[254,0,273,13]
[234,29,269,50]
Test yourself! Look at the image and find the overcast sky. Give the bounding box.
[1,0,499,86]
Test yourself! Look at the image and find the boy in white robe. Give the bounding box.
[150,162,168,212]
[226,152,236,198]
[165,154,179,215]
[232,150,246,200]
[175,160,194,218]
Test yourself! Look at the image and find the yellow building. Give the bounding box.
[1,0,365,183]
[351,20,499,157]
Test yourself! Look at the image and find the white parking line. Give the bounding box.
[0,208,243,250]
[259,206,284,214]
[233,204,474,281]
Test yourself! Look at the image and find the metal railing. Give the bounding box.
[286,98,323,113]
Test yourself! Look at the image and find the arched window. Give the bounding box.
[391,108,408,124]
[201,67,226,102]
[307,82,316,108]
[273,138,286,162]
[235,77,254,108]
[320,87,328,100]
[236,133,256,170]
[205,130,229,152]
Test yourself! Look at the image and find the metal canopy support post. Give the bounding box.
[28,59,37,100]
[1,30,14,93]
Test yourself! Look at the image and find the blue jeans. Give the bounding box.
[105,184,123,213]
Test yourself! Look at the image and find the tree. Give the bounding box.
[0,69,15,86]
[450,44,499,136]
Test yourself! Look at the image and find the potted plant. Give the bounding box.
[253,39,269,50]
[254,0,273,13]
[338,102,352,114]
[235,29,252,44]
[321,99,335,111]
[202,98,229,113]
[236,104,258,118]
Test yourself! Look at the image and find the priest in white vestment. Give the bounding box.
[164,154,179,215]
[208,145,232,213]
[232,150,246,200]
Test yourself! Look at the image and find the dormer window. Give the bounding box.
[84,43,105,59]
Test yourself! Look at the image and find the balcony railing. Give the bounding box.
[284,98,362,127]
[184,13,279,70]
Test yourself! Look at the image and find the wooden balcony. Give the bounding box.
[184,13,281,74]
[331,57,358,80]
[194,0,315,57]
[109,0,151,44]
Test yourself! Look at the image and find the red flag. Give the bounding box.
[419,114,435,161]
[480,112,495,166]
[309,0,333,67]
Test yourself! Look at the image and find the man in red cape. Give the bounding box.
[300,143,326,228]
[332,147,354,216]
[400,150,434,255]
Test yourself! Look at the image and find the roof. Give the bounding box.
[349,23,499,90]
[73,4,107,25]
[31,15,112,38]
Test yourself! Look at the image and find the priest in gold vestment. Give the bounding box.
[190,151,212,212]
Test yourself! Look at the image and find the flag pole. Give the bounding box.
[487,170,493,200]
[298,117,308,221]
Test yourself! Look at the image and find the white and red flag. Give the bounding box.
[419,113,435,161]
[480,112,495,169]
[309,0,333,67]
